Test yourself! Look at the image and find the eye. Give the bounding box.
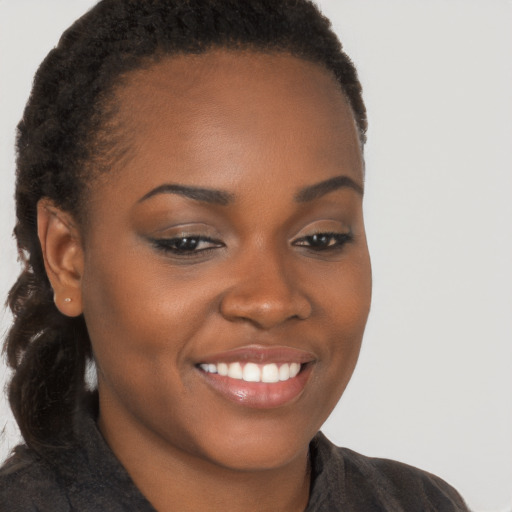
[151,235,224,255]
[292,232,353,251]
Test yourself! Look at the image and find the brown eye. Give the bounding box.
[174,237,200,251]
[293,232,353,251]
[307,234,334,248]
[152,236,224,255]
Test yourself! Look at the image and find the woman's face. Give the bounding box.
[79,51,371,471]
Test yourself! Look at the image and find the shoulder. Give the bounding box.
[0,445,70,511]
[309,433,469,511]
[0,416,157,512]
[341,446,468,510]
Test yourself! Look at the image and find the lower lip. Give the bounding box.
[198,364,313,409]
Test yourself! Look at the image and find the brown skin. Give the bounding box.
[38,51,372,512]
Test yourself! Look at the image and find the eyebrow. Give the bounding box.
[138,184,234,205]
[138,174,363,206]
[295,175,364,202]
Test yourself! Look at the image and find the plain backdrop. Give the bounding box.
[0,1,511,511]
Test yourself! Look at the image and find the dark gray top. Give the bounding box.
[0,413,469,511]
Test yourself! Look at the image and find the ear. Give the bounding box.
[37,198,84,317]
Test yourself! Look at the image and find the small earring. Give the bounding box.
[64,298,72,303]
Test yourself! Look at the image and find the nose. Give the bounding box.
[219,248,312,330]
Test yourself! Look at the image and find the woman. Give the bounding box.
[0,1,469,510]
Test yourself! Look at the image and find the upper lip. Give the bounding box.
[198,345,316,365]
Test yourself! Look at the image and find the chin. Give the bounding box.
[182,409,321,473]
[204,433,310,472]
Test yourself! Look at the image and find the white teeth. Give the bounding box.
[279,364,290,381]
[200,361,302,383]
[199,362,301,383]
[289,363,301,378]
[243,363,261,382]
[217,362,228,376]
[227,362,243,379]
[261,363,279,383]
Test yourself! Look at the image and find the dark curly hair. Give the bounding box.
[4,0,367,453]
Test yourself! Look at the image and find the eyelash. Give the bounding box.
[151,231,353,257]
[292,232,354,252]
[151,236,224,257]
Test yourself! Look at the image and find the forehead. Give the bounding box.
[94,50,363,203]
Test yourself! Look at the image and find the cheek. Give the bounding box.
[80,251,217,444]
[313,244,372,336]
[314,246,372,391]
[80,246,210,379]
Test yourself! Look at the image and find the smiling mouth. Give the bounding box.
[198,361,302,383]
[195,346,315,408]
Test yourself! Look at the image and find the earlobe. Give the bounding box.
[37,198,84,317]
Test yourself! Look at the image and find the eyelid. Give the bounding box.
[153,234,223,244]
[292,231,353,244]
[291,219,351,239]
[292,230,352,241]
[150,234,225,258]
[289,217,354,254]
[147,222,219,238]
